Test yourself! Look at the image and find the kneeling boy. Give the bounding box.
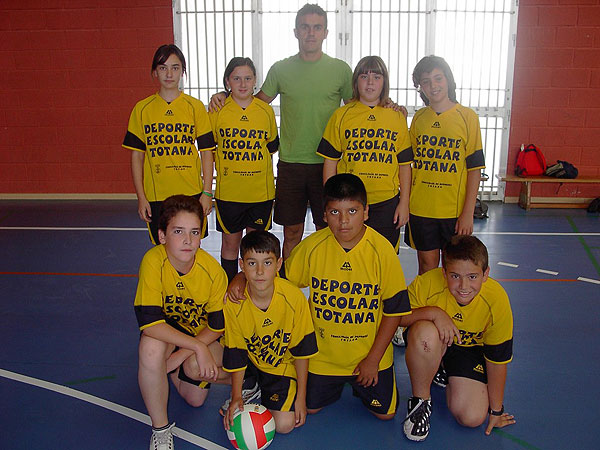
[134,195,229,450]
[402,235,515,441]
[285,173,411,420]
[223,231,317,433]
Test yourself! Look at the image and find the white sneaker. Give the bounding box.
[150,422,175,450]
[220,381,261,416]
[392,326,405,347]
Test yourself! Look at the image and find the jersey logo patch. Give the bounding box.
[432,121,441,128]
[262,318,273,327]
[255,218,264,225]
[452,312,463,322]
[473,364,484,374]
[367,114,376,121]
[165,109,174,116]
[270,394,279,402]
[176,281,185,290]
[318,327,325,339]
[154,164,161,174]
[340,261,352,271]
[240,115,249,121]
[370,399,382,407]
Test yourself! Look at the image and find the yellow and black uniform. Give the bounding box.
[222,277,317,411]
[318,102,413,204]
[408,103,484,219]
[209,96,279,233]
[317,102,413,249]
[285,226,411,414]
[134,244,226,337]
[123,92,216,242]
[408,268,513,382]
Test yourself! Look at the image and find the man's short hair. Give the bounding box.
[442,235,489,272]
[412,55,457,106]
[240,230,281,259]
[296,3,327,29]
[323,173,368,208]
[158,195,203,232]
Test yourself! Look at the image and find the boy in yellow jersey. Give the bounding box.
[222,231,317,434]
[401,235,515,441]
[134,195,228,450]
[228,174,411,418]
[405,55,485,275]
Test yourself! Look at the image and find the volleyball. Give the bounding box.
[226,403,275,450]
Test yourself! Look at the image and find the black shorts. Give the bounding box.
[148,194,208,244]
[246,361,297,412]
[442,344,488,384]
[403,214,457,251]
[365,195,401,252]
[215,199,274,234]
[274,161,326,228]
[306,365,398,415]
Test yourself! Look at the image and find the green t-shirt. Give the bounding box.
[261,53,353,164]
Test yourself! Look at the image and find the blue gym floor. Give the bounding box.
[1,201,599,450]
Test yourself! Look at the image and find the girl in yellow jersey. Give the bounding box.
[123,44,216,244]
[404,56,485,274]
[318,56,413,252]
[209,58,279,282]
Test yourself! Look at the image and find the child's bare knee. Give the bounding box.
[453,408,487,428]
[408,321,441,351]
[184,396,206,408]
[275,421,295,434]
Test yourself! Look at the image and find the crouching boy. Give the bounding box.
[223,231,318,434]
[134,195,229,450]
[401,235,515,441]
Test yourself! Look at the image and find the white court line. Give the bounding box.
[577,277,600,285]
[1,226,599,236]
[497,262,519,268]
[0,368,227,450]
[536,269,559,276]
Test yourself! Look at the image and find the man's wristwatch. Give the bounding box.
[489,405,504,416]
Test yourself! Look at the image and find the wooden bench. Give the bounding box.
[497,175,600,210]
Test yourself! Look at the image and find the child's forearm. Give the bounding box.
[462,168,481,215]
[142,322,204,352]
[486,360,507,412]
[398,164,411,205]
[131,151,147,200]
[365,315,402,364]
[323,159,338,184]
[200,150,214,193]
[230,369,245,400]
[294,358,309,399]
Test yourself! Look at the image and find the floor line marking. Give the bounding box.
[0,271,137,278]
[497,279,577,282]
[566,216,600,276]
[535,269,559,276]
[577,276,600,285]
[66,375,116,386]
[492,428,541,450]
[0,368,227,450]
[498,262,519,268]
[2,226,600,236]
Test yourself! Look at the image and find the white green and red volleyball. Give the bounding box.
[226,403,275,450]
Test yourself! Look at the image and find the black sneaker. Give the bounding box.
[433,365,448,388]
[403,397,432,442]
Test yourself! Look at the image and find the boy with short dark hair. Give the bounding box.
[284,173,411,419]
[134,195,228,450]
[401,235,515,442]
[222,231,317,434]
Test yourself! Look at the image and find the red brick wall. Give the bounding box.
[0,0,173,195]
[1,1,599,197]
[507,0,600,199]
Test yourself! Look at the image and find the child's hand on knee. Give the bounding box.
[194,343,219,380]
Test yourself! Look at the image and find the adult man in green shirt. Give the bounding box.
[211,3,353,260]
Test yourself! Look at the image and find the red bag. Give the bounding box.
[515,144,547,177]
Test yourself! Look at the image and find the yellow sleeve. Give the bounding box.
[194,99,216,151]
[284,239,312,288]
